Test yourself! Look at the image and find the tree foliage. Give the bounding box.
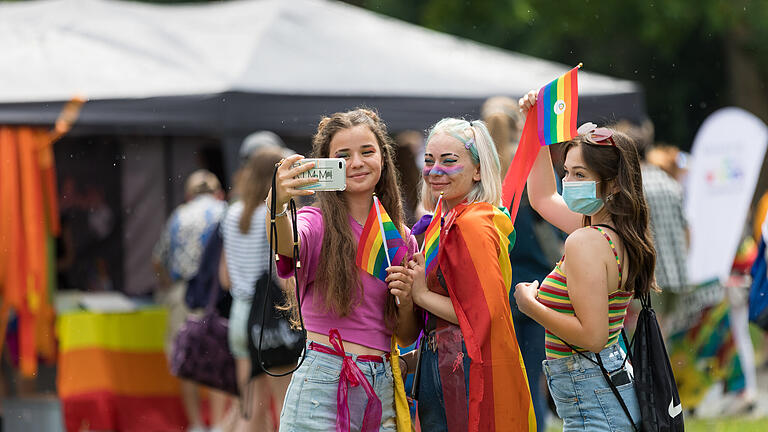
[359,0,768,148]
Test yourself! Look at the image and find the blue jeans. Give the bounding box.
[279,341,396,432]
[416,330,470,432]
[542,344,641,431]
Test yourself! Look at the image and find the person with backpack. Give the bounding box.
[219,146,296,432]
[514,91,654,430]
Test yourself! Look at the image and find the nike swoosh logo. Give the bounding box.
[668,399,682,418]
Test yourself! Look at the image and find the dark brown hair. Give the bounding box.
[236,147,285,234]
[562,131,657,298]
[300,108,406,325]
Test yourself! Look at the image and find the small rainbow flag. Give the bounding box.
[536,66,579,146]
[356,195,408,281]
[421,193,443,276]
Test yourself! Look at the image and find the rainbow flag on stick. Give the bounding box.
[356,195,408,281]
[421,193,443,276]
[537,66,579,146]
[502,64,581,224]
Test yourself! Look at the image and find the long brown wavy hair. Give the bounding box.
[562,131,657,298]
[236,147,285,233]
[297,108,406,326]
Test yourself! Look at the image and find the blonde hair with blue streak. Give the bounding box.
[421,118,502,211]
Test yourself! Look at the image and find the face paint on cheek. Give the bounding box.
[424,164,465,177]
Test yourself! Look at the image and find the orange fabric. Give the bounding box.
[0,127,25,309]
[0,125,64,376]
[754,191,768,242]
[1,98,82,376]
[58,348,181,397]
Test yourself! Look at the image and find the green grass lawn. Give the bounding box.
[546,418,768,431]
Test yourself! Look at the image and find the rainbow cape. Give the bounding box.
[421,193,443,276]
[502,65,580,224]
[437,202,534,431]
[355,195,408,281]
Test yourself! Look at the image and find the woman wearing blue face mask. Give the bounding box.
[513,91,657,431]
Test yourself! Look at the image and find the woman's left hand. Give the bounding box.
[513,280,540,316]
[406,253,428,307]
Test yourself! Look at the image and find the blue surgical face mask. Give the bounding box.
[562,180,604,215]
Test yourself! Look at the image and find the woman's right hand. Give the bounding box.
[271,154,319,208]
[518,90,538,116]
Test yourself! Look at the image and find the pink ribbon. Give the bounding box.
[311,329,382,432]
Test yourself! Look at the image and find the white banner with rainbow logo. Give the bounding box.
[686,107,768,285]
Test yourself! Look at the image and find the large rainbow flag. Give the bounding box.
[355,195,408,281]
[421,193,443,276]
[58,308,188,432]
[502,65,580,224]
[437,202,534,431]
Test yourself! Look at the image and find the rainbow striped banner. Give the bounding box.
[536,66,579,146]
[421,193,443,276]
[356,196,408,281]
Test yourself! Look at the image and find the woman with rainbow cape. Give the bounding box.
[396,118,535,431]
[267,108,419,432]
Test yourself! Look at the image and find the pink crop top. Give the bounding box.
[276,206,418,352]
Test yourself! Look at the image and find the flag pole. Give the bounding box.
[374,194,399,305]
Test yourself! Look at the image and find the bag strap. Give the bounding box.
[204,259,221,314]
[561,341,638,432]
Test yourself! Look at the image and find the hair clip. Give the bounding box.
[464,137,475,150]
[577,122,616,146]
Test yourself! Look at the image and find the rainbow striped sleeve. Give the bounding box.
[536,66,579,146]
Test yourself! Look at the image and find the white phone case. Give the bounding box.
[294,158,347,191]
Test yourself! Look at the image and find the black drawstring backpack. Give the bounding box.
[631,292,685,431]
[564,291,685,432]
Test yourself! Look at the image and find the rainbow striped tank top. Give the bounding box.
[536,226,633,359]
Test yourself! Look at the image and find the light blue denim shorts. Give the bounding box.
[279,340,397,432]
[542,343,641,431]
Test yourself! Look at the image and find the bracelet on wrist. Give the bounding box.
[265,199,288,217]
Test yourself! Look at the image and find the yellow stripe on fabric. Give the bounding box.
[492,210,514,287]
[390,336,412,432]
[57,308,168,352]
[556,77,565,141]
[366,233,383,271]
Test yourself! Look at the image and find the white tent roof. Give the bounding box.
[0,0,644,134]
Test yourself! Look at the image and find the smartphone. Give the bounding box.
[293,158,347,191]
[609,369,631,386]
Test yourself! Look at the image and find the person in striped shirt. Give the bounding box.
[514,90,657,431]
